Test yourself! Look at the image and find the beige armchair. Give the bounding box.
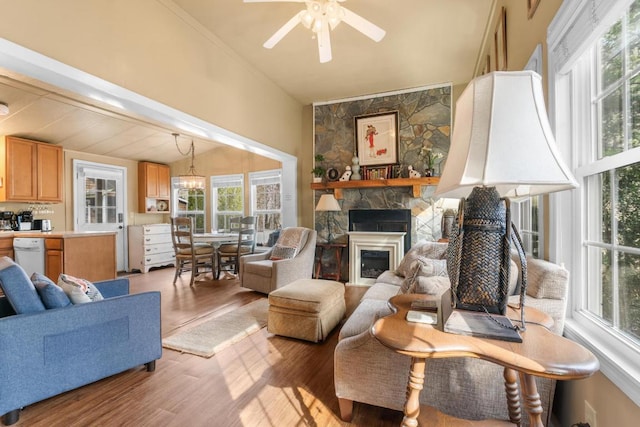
[239,227,317,294]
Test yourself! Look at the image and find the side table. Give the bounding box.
[372,294,600,427]
[314,242,347,282]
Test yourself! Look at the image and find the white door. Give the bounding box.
[73,160,127,272]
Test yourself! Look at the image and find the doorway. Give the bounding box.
[73,160,127,272]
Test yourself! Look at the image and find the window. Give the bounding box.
[211,174,244,232]
[550,0,640,405]
[249,170,282,245]
[512,197,542,259]
[171,178,205,233]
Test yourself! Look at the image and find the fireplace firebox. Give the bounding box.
[360,250,390,278]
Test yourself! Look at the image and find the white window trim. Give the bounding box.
[249,169,283,217]
[549,0,640,406]
[210,174,244,231]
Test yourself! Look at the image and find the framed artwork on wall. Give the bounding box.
[355,111,399,167]
[494,7,507,71]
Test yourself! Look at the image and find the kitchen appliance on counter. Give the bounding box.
[16,211,33,231]
[32,219,52,232]
[0,211,14,231]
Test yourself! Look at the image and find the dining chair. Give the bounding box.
[170,217,215,286]
[216,216,256,279]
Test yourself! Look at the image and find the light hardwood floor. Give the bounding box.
[12,267,404,427]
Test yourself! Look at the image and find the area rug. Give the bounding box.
[162,298,269,358]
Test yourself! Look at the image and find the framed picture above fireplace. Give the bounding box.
[355,111,399,167]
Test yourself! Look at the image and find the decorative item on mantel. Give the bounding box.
[408,165,422,178]
[420,146,443,177]
[350,152,361,180]
[339,166,352,181]
[311,154,326,183]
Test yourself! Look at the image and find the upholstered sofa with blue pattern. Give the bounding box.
[0,257,161,425]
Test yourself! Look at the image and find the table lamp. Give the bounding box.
[315,193,341,243]
[435,71,578,326]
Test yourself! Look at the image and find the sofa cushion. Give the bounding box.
[243,259,274,278]
[32,272,72,309]
[0,257,46,314]
[58,274,104,304]
[395,241,448,278]
[339,298,392,340]
[376,270,404,287]
[526,257,569,299]
[363,282,401,301]
[399,257,448,294]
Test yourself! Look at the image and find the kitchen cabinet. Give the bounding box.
[0,234,13,259]
[44,233,116,282]
[128,224,175,273]
[44,238,63,282]
[0,136,63,202]
[138,162,171,213]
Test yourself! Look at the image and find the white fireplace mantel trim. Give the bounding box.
[347,231,405,286]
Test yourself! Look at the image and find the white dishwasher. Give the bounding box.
[13,237,45,277]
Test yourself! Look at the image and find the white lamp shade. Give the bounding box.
[435,71,578,199]
[315,194,341,211]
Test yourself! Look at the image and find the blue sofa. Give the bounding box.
[0,258,162,425]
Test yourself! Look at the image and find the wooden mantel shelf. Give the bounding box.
[311,177,440,199]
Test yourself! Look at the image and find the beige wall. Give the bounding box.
[0,0,305,224]
[0,0,303,157]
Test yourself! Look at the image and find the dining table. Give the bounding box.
[192,232,238,248]
[192,232,239,279]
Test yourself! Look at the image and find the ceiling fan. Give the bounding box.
[244,0,386,63]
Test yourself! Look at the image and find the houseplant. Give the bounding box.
[311,154,326,183]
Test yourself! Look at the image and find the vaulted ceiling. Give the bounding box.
[0,0,494,164]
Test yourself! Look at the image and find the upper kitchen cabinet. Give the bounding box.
[138,161,171,213]
[0,136,63,203]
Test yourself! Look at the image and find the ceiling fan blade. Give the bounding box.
[340,7,386,42]
[318,20,332,63]
[263,12,303,49]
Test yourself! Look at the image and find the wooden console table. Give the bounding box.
[372,294,600,427]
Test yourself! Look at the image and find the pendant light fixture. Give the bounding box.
[173,133,205,190]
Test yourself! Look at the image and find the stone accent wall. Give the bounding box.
[313,85,452,248]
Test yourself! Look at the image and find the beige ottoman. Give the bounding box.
[268,279,346,342]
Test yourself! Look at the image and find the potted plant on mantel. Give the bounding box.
[311,154,326,183]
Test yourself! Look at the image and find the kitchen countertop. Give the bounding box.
[0,231,117,238]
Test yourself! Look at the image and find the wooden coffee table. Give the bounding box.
[372,293,600,427]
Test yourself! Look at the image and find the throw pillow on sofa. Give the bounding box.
[399,256,449,295]
[270,227,307,260]
[32,272,72,309]
[58,273,104,304]
[0,256,46,314]
[395,241,448,278]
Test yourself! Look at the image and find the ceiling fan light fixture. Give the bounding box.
[248,0,385,63]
